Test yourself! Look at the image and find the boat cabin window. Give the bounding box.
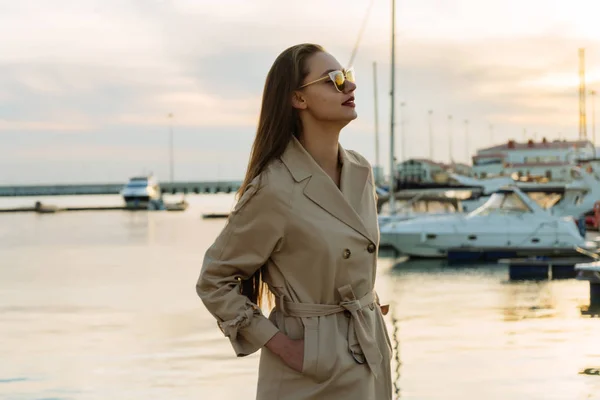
[471,191,533,216]
[526,191,562,209]
[551,191,585,208]
[126,178,150,188]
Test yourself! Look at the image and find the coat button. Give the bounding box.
[342,249,351,259]
[367,243,376,253]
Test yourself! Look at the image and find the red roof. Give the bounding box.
[479,139,592,153]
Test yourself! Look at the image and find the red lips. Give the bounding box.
[342,96,355,107]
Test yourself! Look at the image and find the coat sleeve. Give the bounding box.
[196,174,285,357]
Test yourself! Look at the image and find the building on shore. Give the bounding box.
[449,162,473,177]
[379,138,596,187]
[472,138,595,181]
[395,159,474,184]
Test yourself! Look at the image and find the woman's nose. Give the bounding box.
[344,80,357,93]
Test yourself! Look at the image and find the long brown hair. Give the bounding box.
[238,43,324,307]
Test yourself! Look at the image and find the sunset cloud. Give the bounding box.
[2,0,600,183]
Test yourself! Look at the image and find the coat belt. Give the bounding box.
[276,284,383,377]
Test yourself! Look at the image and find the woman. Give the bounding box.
[196,43,392,399]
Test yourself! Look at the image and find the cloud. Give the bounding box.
[13,142,241,164]
[0,125,256,184]
[120,91,263,128]
[346,34,598,163]
[2,0,600,182]
[0,120,94,132]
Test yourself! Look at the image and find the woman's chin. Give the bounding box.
[340,108,358,121]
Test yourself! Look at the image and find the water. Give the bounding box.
[1,194,599,399]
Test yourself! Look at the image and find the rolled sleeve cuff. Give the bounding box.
[230,315,279,357]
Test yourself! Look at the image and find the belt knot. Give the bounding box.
[340,299,362,313]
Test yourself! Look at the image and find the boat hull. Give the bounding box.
[380,215,587,259]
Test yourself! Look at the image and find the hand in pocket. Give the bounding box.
[281,338,305,372]
[266,332,305,372]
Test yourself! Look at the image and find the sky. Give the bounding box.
[2,0,600,184]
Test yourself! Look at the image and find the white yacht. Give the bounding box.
[120,175,162,207]
[543,168,600,218]
[457,167,600,218]
[377,174,514,227]
[377,188,466,227]
[377,167,600,242]
[379,186,589,258]
[447,174,514,213]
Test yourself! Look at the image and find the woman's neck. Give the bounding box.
[298,125,341,175]
[298,119,343,187]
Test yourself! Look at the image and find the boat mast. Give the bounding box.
[389,0,396,214]
[168,113,174,183]
[373,61,380,183]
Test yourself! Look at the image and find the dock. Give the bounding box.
[574,261,600,316]
[0,200,188,213]
[447,247,589,263]
[0,180,242,197]
[499,256,594,280]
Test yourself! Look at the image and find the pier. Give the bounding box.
[575,261,600,316]
[499,256,592,280]
[0,180,243,197]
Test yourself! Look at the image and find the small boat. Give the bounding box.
[165,200,188,212]
[201,213,230,219]
[34,201,60,214]
[120,175,161,208]
[380,186,591,258]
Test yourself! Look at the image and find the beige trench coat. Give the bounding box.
[197,136,393,399]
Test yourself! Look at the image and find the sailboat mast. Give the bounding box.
[373,62,380,179]
[389,0,396,213]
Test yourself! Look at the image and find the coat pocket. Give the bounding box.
[301,317,319,379]
[301,316,334,383]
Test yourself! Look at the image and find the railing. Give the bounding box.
[0,181,243,197]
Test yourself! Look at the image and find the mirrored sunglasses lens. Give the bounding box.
[346,70,355,83]
[333,71,345,91]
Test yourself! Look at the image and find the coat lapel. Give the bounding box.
[280,136,373,243]
[339,147,370,218]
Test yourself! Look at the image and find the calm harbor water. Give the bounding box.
[1,194,599,399]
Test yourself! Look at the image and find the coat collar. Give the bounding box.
[280,136,373,242]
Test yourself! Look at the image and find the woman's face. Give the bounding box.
[294,52,358,124]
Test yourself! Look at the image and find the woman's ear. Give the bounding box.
[291,91,308,110]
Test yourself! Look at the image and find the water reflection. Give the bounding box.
[390,258,583,321]
[391,257,448,272]
[501,281,557,321]
[390,304,403,399]
[2,196,600,399]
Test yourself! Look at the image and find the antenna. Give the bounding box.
[591,90,597,157]
[447,115,453,164]
[389,0,396,214]
[168,113,174,183]
[464,119,469,164]
[579,48,588,139]
[428,110,433,160]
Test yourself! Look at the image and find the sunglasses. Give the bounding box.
[299,68,355,93]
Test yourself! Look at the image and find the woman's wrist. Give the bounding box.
[265,331,288,356]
